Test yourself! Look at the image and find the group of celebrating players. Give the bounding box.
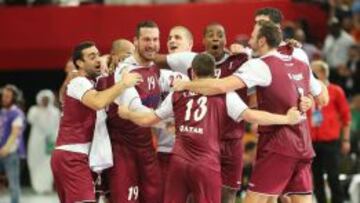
[51,7,329,203]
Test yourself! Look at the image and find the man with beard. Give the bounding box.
[99,21,187,203]
[116,53,304,203]
[173,20,316,203]
[51,41,142,203]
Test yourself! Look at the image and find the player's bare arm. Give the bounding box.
[117,105,161,127]
[82,71,142,110]
[242,107,302,126]
[173,75,246,95]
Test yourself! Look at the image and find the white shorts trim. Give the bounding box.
[56,143,91,155]
[284,191,313,196]
[246,190,279,197]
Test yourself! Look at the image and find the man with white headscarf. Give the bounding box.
[27,89,60,194]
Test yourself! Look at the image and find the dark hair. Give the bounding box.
[255,7,283,24]
[257,20,282,48]
[136,20,159,38]
[203,22,225,37]
[191,53,215,78]
[0,84,25,108]
[72,41,95,69]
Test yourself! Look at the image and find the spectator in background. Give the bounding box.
[322,17,354,83]
[351,95,360,159]
[0,85,26,203]
[294,28,321,61]
[310,60,352,203]
[351,1,360,42]
[27,89,60,194]
[338,44,360,96]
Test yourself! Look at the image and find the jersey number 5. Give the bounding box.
[184,96,208,122]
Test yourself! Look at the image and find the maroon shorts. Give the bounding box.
[108,142,162,203]
[248,151,313,195]
[220,139,243,190]
[164,155,221,203]
[157,152,172,187]
[51,150,95,203]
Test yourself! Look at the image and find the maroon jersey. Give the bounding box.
[56,77,96,146]
[256,55,314,159]
[187,53,249,140]
[155,91,246,172]
[97,60,161,148]
[215,53,249,140]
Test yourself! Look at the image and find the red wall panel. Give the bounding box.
[0,1,327,70]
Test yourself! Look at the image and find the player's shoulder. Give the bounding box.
[68,76,92,87]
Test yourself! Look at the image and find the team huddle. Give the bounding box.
[51,7,329,203]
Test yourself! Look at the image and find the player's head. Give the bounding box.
[254,7,283,27]
[311,60,329,81]
[110,39,135,64]
[72,41,101,79]
[0,84,23,109]
[191,53,215,79]
[134,20,160,62]
[203,23,227,60]
[167,26,193,54]
[248,20,282,56]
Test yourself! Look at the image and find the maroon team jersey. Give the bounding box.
[256,55,314,159]
[215,53,248,140]
[171,91,230,172]
[97,65,161,148]
[187,53,249,140]
[56,78,96,146]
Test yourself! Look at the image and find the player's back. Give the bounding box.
[256,53,313,159]
[171,91,229,172]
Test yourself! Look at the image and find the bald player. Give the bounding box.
[108,39,135,74]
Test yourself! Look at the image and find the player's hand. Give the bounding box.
[117,105,130,120]
[299,96,313,112]
[120,68,143,88]
[229,43,245,54]
[286,107,302,125]
[173,80,187,92]
[285,39,302,48]
[341,140,351,155]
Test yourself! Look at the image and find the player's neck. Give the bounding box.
[134,52,152,66]
[258,47,276,57]
[195,76,213,81]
